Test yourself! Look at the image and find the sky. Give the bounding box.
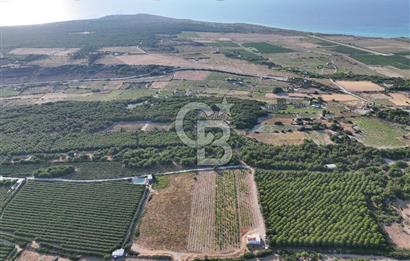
[0,0,409,37]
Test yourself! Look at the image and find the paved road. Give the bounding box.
[21,165,249,183]
[310,35,393,57]
[330,79,369,103]
[0,67,261,89]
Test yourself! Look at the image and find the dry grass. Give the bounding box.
[17,250,70,261]
[369,66,410,79]
[336,80,385,92]
[248,131,306,145]
[318,94,359,102]
[389,93,410,106]
[385,224,410,249]
[9,48,79,56]
[98,53,281,77]
[150,81,170,89]
[136,174,195,252]
[99,46,145,54]
[174,70,209,81]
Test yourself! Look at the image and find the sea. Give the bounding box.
[74,0,410,38]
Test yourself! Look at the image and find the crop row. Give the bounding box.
[0,181,145,256]
[256,170,386,249]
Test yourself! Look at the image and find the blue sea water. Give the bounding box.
[72,0,410,38]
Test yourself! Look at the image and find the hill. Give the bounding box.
[1,14,292,49]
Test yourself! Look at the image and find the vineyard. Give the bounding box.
[0,243,15,260]
[235,170,256,229]
[0,181,146,257]
[187,172,216,252]
[215,171,241,251]
[0,181,14,205]
[187,170,257,253]
[255,170,386,249]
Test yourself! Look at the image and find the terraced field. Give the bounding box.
[0,181,146,257]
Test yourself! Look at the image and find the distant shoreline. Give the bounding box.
[2,13,409,39]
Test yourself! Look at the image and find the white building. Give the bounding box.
[112,248,125,259]
[247,234,262,246]
[325,164,337,170]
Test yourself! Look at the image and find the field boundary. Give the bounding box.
[123,187,150,248]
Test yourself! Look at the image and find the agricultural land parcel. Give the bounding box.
[0,181,146,257]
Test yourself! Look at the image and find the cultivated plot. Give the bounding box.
[0,181,146,257]
[136,170,258,255]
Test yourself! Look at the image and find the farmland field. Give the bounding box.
[136,170,257,254]
[0,181,146,257]
[136,174,195,252]
[353,117,409,148]
[256,170,386,249]
[0,181,15,206]
[0,243,15,260]
[215,171,241,251]
[208,41,240,48]
[335,81,385,92]
[352,54,410,70]
[243,42,293,54]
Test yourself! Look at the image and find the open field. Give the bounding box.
[17,249,70,261]
[353,117,410,148]
[388,93,410,107]
[248,131,306,145]
[136,170,258,255]
[256,170,386,249]
[98,52,278,77]
[335,81,385,92]
[136,174,195,252]
[9,48,80,56]
[0,181,146,257]
[318,94,359,102]
[384,200,410,250]
[243,42,293,54]
[173,70,210,81]
[99,46,146,54]
[385,224,410,249]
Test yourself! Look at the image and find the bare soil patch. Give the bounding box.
[389,93,410,106]
[248,131,306,145]
[385,224,410,249]
[136,174,195,252]
[265,93,309,100]
[370,66,409,78]
[17,250,70,261]
[98,53,280,77]
[336,80,385,92]
[174,70,209,81]
[318,94,359,102]
[150,81,170,89]
[99,46,146,54]
[29,56,87,67]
